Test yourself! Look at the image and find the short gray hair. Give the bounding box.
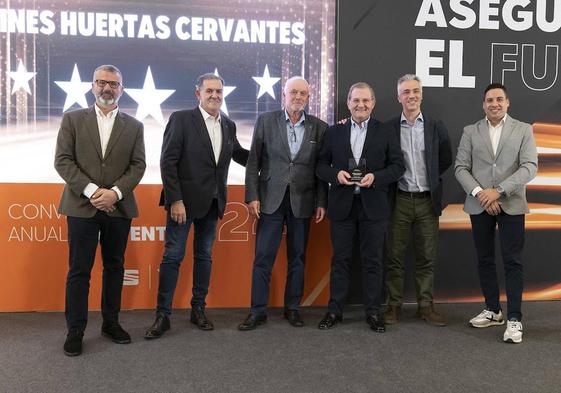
[93,65,122,83]
[284,76,309,92]
[397,74,422,93]
[195,73,224,90]
[347,82,375,102]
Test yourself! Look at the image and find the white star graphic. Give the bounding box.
[7,60,36,95]
[213,68,236,116]
[54,63,92,112]
[124,66,175,125]
[252,64,280,99]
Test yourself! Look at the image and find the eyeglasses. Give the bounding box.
[95,79,121,89]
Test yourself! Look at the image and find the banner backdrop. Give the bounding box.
[2,0,560,312]
[0,0,336,311]
[338,0,561,303]
[0,184,332,311]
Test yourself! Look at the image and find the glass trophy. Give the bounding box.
[349,158,366,182]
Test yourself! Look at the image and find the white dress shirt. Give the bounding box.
[82,104,122,200]
[471,114,508,197]
[199,105,222,164]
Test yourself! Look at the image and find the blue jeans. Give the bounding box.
[156,201,218,316]
[250,191,310,315]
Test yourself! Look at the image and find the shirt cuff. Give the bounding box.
[83,183,99,199]
[471,186,483,197]
[111,186,123,200]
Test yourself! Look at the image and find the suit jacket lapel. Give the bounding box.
[477,119,495,159]
[343,122,354,159]
[85,107,103,159]
[394,117,402,148]
[361,119,376,158]
[277,111,292,159]
[104,111,125,158]
[495,116,513,159]
[217,115,229,165]
[423,117,434,169]
[192,107,216,163]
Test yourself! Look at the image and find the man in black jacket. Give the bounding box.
[384,74,452,326]
[145,73,248,339]
[316,82,404,332]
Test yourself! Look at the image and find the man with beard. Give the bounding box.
[55,64,146,356]
[145,73,248,339]
[238,77,327,330]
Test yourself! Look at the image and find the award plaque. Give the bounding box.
[349,158,366,182]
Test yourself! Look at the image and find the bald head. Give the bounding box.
[283,77,310,115]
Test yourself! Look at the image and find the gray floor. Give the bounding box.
[0,302,560,393]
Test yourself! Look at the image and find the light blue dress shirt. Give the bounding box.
[286,111,306,160]
[350,117,369,193]
[398,112,429,192]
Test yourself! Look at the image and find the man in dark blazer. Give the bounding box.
[455,83,537,344]
[238,77,327,331]
[316,82,404,332]
[145,73,248,339]
[55,65,146,356]
[384,74,452,326]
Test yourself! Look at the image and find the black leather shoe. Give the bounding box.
[63,330,84,356]
[101,322,132,344]
[366,313,386,333]
[238,313,267,331]
[318,312,342,330]
[284,310,304,327]
[145,313,171,339]
[190,308,214,330]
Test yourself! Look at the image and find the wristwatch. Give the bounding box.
[496,186,506,196]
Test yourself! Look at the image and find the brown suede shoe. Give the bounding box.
[384,305,401,324]
[417,305,447,326]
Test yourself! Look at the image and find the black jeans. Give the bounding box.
[470,211,525,321]
[65,211,132,332]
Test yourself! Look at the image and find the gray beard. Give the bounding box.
[97,95,119,106]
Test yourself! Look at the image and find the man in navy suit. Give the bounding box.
[316,82,404,331]
[145,73,248,339]
[384,74,452,326]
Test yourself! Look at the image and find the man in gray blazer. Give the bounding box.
[455,83,537,344]
[55,65,146,356]
[238,77,327,330]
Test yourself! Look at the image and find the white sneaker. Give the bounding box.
[503,319,523,343]
[468,309,505,328]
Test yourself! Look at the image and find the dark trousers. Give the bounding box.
[470,211,525,321]
[328,196,387,316]
[250,191,310,315]
[156,200,218,316]
[65,211,132,332]
[386,191,439,307]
